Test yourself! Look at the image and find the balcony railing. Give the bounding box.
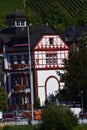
[11,63,26,69]
[14,85,26,91]
[13,86,30,93]
[6,104,32,110]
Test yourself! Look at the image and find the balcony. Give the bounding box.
[14,85,26,91]
[11,63,26,69]
[6,104,31,110]
[14,85,30,93]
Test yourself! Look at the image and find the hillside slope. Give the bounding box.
[26,0,87,25]
[0,0,87,30]
[58,0,87,24]
[0,0,24,28]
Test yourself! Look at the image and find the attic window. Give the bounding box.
[21,20,25,26]
[49,38,53,45]
[10,20,15,26]
[16,20,20,26]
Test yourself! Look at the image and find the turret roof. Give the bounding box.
[6,9,26,19]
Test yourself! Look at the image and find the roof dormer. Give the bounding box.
[6,9,27,27]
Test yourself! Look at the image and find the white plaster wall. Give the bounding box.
[37,70,63,86]
[37,69,64,105]
[38,87,45,105]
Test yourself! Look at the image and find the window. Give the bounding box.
[46,53,57,65]
[17,55,21,64]
[24,54,28,65]
[9,55,14,65]
[21,55,24,61]
[49,38,53,45]
[21,20,25,26]
[11,20,15,26]
[16,20,20,26]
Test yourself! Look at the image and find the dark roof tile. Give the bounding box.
[6,9,26,19]
[62,25,87,42]
[0,25,59,51]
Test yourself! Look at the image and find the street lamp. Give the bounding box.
[27,26,34,125]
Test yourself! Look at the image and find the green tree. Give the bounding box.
[42,1,75,29]
[78,33,87,48]
[0,58,7,111]
[41,105,78,130]
[44,94,56,106]
[34,98,40,108]
[77,9,87,25]
[26,9,42,25]
[0,87,7,111]
[60,47,87,108]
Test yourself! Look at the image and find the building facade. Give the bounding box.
[0,10,69,110]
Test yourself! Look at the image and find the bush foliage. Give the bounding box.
[41,105,78,130]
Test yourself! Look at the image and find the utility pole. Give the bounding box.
[0,93,3,120]
[27,26,34,125]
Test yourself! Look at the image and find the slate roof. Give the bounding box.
[6,9,26,19]
[62,25,87,43]
[0,25,59,52]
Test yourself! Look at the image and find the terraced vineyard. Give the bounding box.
[58,0,87,24]
[26,0,87,25]
[0,0,87,29]
[26,0,51,14]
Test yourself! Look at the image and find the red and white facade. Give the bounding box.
[34,35,69,105]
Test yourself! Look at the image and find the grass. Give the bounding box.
[1,125,35,130]
[0,124,87,130]
[73,124,87,130]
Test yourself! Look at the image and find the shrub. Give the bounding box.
[3,125,35,130]
[34,98,40,108]
[41,105,78,130]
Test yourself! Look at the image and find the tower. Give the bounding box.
[6,9,27,27]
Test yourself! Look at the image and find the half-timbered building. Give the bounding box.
[0,10,69,110]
